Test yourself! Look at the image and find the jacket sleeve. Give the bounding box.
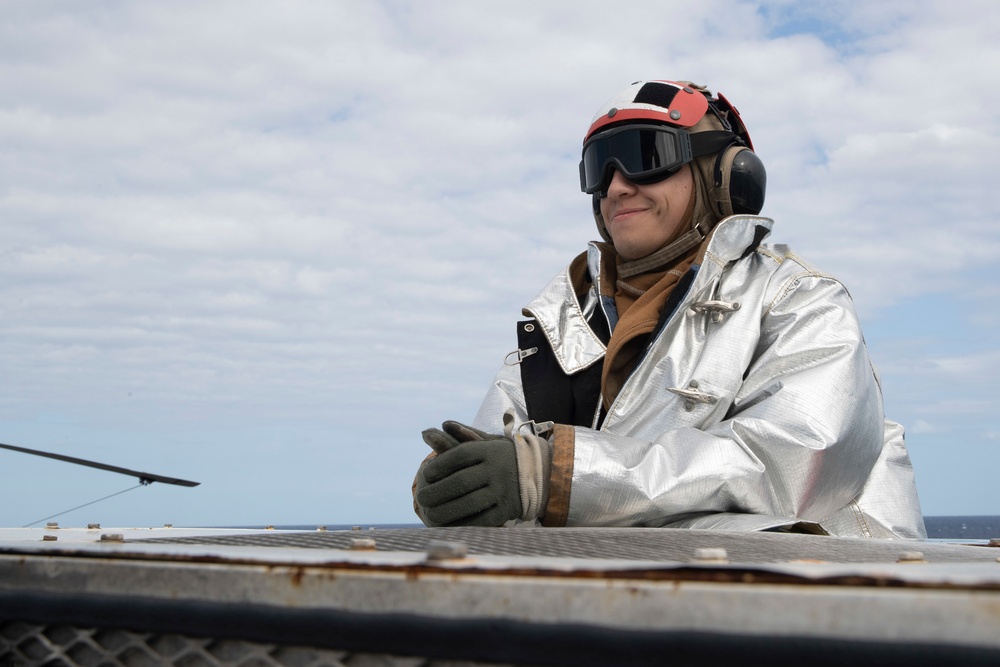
[472,360,532,433]
[549,272,887,528]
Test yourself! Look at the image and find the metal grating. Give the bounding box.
[140,526,1000,564]
[0,621,511,667]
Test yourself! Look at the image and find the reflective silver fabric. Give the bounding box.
[473,215,926,539]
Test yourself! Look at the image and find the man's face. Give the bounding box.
[599,164,694,261]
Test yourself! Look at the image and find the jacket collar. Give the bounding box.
[522,259,607,374]
[702,214,773,263]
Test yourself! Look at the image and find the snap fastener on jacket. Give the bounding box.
[691,300,741,323]
[668,381,719,411]
[504,347,539,366]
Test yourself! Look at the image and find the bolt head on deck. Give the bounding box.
[691,547,729,563]
[426,540,468,561]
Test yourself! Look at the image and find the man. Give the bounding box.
[414,80,925,539]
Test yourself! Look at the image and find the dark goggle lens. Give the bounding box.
[579,125,693,194]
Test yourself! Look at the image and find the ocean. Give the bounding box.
[923,515,1000,540]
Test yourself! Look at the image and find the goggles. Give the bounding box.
[579,124,693,195]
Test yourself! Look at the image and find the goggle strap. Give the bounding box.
[689,131,741,158]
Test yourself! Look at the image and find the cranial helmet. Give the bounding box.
[580,80,766,243]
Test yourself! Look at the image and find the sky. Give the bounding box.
[1,0,998,528]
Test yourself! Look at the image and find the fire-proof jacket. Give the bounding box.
[472,215,926,539]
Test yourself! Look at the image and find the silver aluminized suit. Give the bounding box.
[472,215,926,539]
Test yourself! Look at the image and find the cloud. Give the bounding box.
[1,1,999,523]
[908,420,936,435]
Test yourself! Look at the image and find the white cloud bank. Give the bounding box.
[0,0,998,524]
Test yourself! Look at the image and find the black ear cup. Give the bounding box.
[728,149,766,215]
[713,145,766,217]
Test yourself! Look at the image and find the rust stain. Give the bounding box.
[4,545,1000,594]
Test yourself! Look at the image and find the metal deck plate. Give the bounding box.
[139,526,999,564]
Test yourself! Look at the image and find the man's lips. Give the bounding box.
[611,207,646,221]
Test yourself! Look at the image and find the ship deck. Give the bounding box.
[2,525,999,665]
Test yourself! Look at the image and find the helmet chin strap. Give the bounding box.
[616,185,705,279]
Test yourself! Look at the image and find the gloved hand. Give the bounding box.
[415,427,522,527]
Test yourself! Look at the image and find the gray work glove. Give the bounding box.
[415,422,522,527]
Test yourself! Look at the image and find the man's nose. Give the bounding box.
[606,169,637,197]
